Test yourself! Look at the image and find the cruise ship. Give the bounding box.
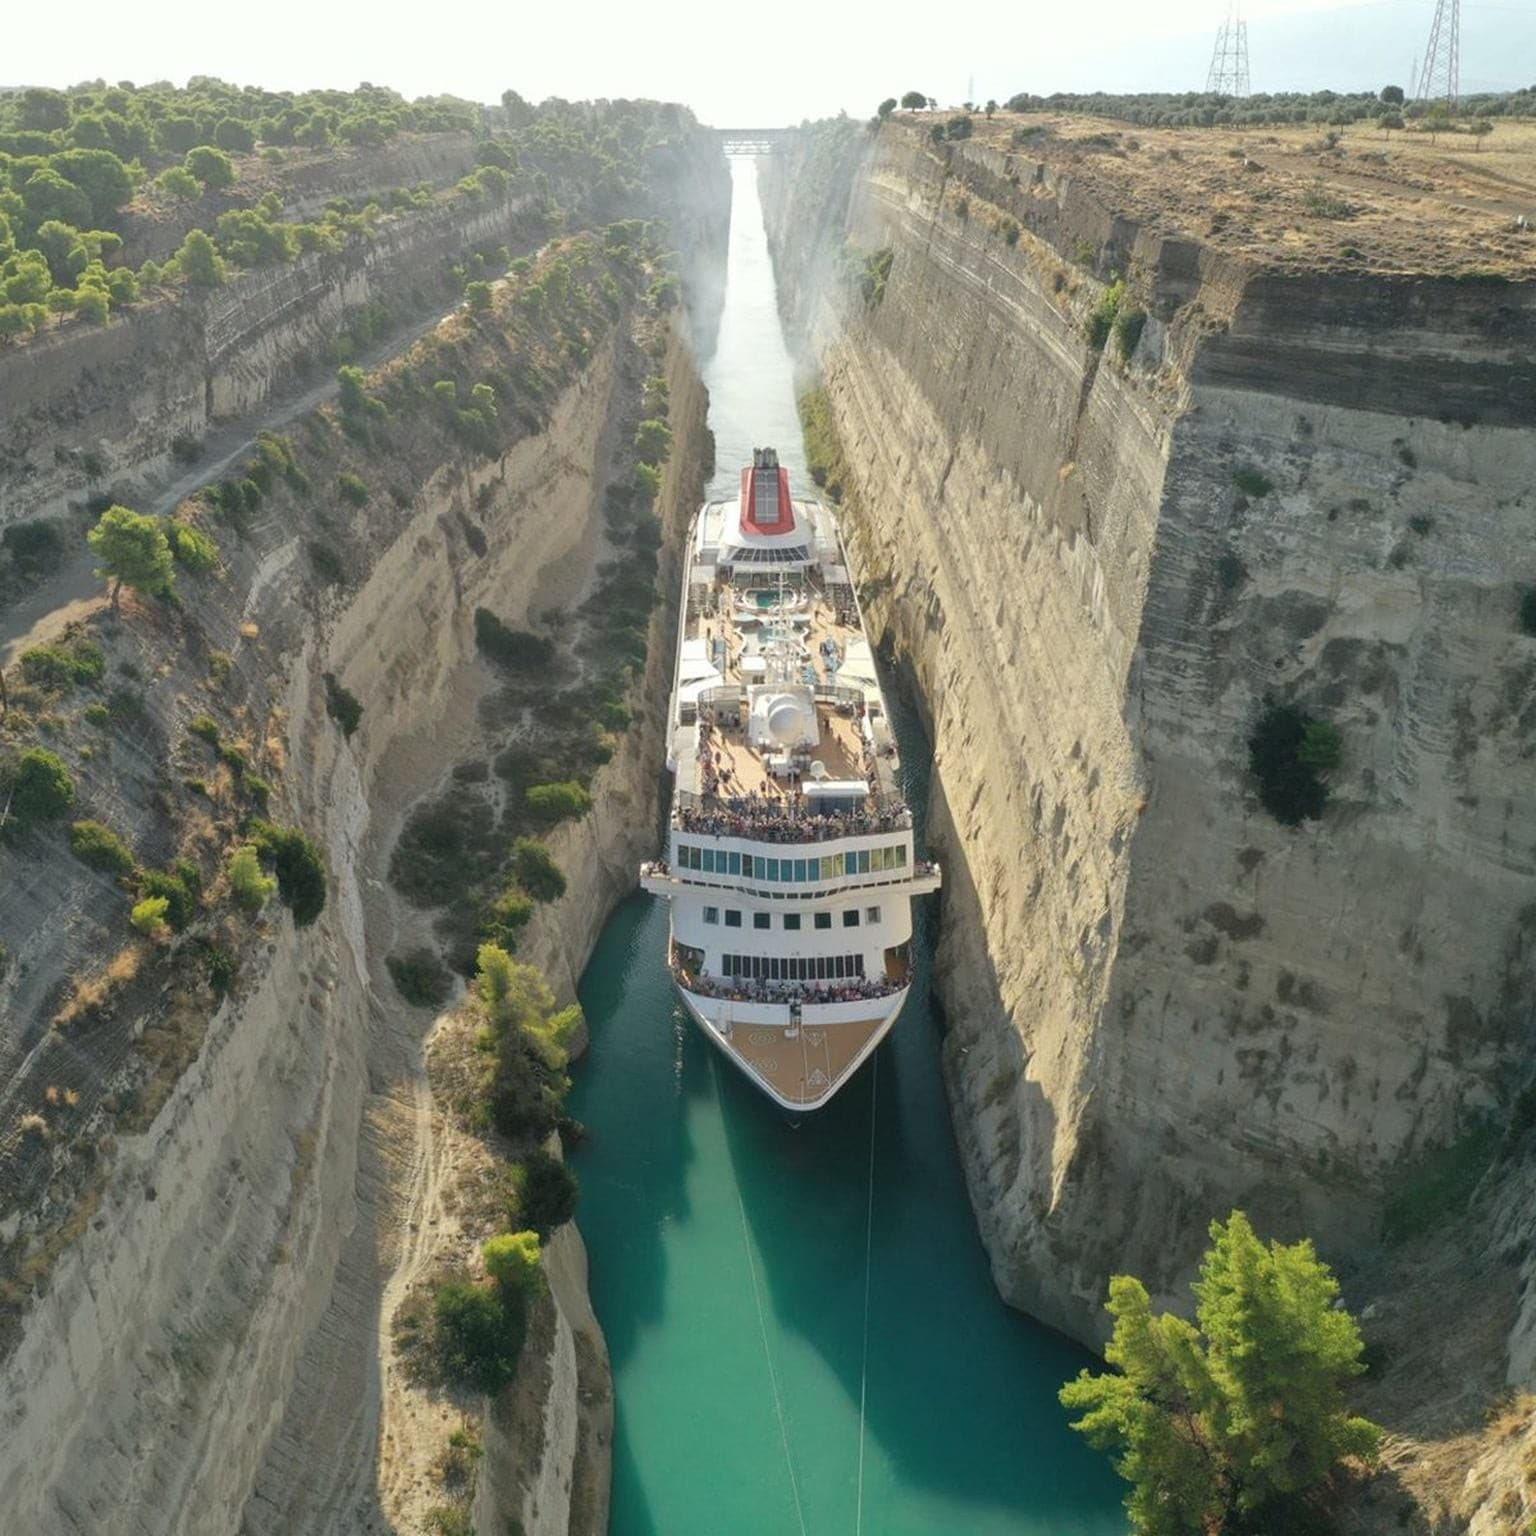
[640,448,941,1111]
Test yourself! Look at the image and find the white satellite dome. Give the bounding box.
[764,693,810,746]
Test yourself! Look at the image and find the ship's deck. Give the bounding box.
[721,1016,888,1107]
[673,508,905,818]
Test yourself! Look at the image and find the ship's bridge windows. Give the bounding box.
[753,912,771,930]
[720,953,867,982]
[703,906,719,925]
[725,909,742,928]
[728,851,741,875]
[783,913,801,931]
[814,911,832,930]
[843,909,861,927]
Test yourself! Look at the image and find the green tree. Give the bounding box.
[130,895,170,935]
[1469,119,1494,150]
[50,149,134,223]
[184,145,235,191]
[156,165,200,200]
[17,87,71,132]
[229,844,277,913]
[247,821,327,926]
[483,1230,542,1296]
[464,279,492,311]
[1378,110,1405,136]
[175,228,225,287]
[1060,1211,1380,1535]
[1380,84,1405,106]
[213,117,255,153]
[900,91,928,111]
[87,504,175,607]
[21,167,92,229]
[877,98,898,120]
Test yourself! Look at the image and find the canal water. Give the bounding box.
[567,159,1125,1536]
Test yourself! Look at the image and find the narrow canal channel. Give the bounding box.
[567,157,1125,1536]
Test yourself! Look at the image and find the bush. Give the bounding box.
[433,1278,527,1394]
[1085,278,1126,351]
[1233,468,1275,498]
[324,673,363,737]
[1518,589,1536,638]
[3,748,76,826]
[88,504,175,606]
[512,838,566,902]
[188,713,221,745]
[164,520,219,573]
[517,1151,578,1236]
[387,948,453,1008]
[139,864,199,931]
[18,638,104,691]
[184,145,235,191]
[229,844,276,913]
[633,418,672,464]
[247,821,327,926]
[308,541,346,586]
[131,896,170,935]
[1249,703,1337,825]
[2,519,66,576]
[474,608,554,669]
[464,280,492,311]
[524,782,590,823]
[1113,304,1147,361]
[69,819,135,876]
[483,1230,543,1298]
[337,472,369,507]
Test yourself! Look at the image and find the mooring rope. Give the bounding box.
[709,1052,809,1536]
[854,1057,879,1536]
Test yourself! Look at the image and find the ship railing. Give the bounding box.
[671,794,913,843]
[672,962,905,1006]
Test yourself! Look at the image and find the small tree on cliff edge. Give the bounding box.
[1060,1210,1380,1536]
[900,91,928,111]
[87,505,175,608]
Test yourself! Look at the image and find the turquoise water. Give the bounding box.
[567,160,1125,1536]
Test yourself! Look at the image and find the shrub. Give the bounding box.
[516,1151,578,1236]
[229,844,276,913]
[524,782,590,823]
[633,418,672,464]
[308,541,346,586]
[139,864,199,930]
[18,638,104,691]
[1518,589,1536,638]
[130,896,170,935]
[464,280,492,311]
[4,748,76,825]
[69,819,135,876]
[1249,703,1337,825]
[324,673,363,737]
[1085,278,1126,351]
[337,472,369,507]
[483,1230,543,1298]
[387,948,453,1008]
[175,229,225,287]
[188,714,221,745]
[164,520,219,573]
[247,821,327,926]
[512,838,566,902]
[1233,467,1275,498]
[473,608,554,669]
[433,1278,527,1394]
[2,519,66,576]
[184,145,235,191]
[1113,304,1147,361]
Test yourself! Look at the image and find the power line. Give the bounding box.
[1207,2,1252,97]
[1415,0,1461,108]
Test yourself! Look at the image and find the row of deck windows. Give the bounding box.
[703,906,880,929]
[720,952,867,981]
[675,843,907,880]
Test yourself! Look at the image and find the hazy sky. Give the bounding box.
[8,0,1530,125]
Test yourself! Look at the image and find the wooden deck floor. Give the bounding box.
[721,1016,886,1106]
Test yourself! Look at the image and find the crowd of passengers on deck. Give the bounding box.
[676,797,911,844]
[676,971,902,1004]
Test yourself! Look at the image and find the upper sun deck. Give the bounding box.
[667,452,908,844]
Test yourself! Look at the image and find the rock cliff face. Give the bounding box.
[0,207,720,1533]
[761,118,1536,1370]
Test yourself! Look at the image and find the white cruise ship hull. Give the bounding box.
[642,447,940,1114]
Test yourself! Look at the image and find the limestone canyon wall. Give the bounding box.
[762,123,1536,1352]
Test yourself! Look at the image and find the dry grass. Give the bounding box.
[941,113,1536,277]
[51,943,145,1030]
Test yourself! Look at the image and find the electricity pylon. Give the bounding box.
[1206,3,1251,98]
[1415,0,1460,110]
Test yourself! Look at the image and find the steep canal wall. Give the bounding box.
[762,115,1536,1527]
